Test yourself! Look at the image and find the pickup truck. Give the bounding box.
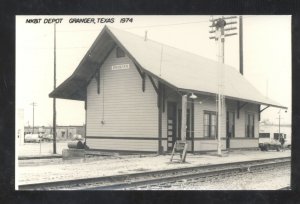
[259,139,282,151]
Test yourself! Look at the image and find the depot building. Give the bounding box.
[49,26,286,154]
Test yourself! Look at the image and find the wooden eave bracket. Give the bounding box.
[237,101,247,118]
[148,75,159,94]
[258,105,270,122]
[156,82,166,112]
[260,105,270,113]
[134,63,146,92]
[162,85,165,112]
[142,74,146,92]
[133,63,166,111]
[157,82,162,108]
[94,70,100,94]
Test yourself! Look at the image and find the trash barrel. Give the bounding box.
[68,141,85,149]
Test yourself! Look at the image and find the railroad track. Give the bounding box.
[19,157,290,190]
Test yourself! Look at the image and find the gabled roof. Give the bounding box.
[49,26,286,109]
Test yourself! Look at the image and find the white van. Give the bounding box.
[259,132,291,150]
[24,134,41,143]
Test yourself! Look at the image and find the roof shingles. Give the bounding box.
[49,26,285,108]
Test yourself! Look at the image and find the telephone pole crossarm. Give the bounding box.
[209,16,238,41]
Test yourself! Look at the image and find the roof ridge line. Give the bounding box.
[106,25,238,69]
[107,26,269,100]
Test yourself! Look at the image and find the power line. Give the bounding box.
[125,15,259,30]
[54,20,211,32]
[18,19,218,50]
[56,29,101,32]
[124,20,210,30]
[21,16,257,34]
[19,46,89,50]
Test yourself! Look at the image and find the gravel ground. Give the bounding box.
[131,164,290,190]
[17,150,291,186]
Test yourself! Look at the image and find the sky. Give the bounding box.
[15,15,291,126]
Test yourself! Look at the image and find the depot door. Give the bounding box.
[167,102,177,151]
[226,111,235,148]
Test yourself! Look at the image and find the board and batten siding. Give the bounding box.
[230,138,258,149]
[194,95,226,139]
[194,140,227,151]
[86,47,159,151]
[193,97,259,151]
[192,95,226,151]
[226,99,259,139]
[226,100,259,149]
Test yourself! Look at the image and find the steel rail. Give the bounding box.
[18,156,290,190]
[91,160,290,190]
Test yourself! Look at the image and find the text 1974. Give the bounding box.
[120,18,133,23]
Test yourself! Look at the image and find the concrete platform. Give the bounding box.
[17,149,291,185]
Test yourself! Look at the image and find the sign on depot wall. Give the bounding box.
[112,64,130,70]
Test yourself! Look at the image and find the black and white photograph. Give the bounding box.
[15,15,291,190]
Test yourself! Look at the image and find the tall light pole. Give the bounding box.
[278,114,281,139]
[239,16,243,75]
[209,16,237,156]
[30,102,37,134]
[216,19,225,156]
[53,22,57,154]
[277,109,284,140]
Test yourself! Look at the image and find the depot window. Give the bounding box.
[245,113,255,138]
[116,47,125,58]
[203,111,217,138]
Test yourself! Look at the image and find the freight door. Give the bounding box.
[167,102,177,151]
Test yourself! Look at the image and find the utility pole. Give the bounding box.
[277,110,283,140]
[278,114,281,139]
[209,16,237,156]
[29,102,37,134]
[239,16,243,75]
[53,22,57,154]
[216,19,225,156]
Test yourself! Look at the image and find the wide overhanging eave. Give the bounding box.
[49,88,86,101]
[177,88,286,109]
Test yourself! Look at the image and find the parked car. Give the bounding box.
[24,134,41,143]
[72,134,83,140]
[41,134,53,142]
[259,139,281,151]
[284,138,291,149]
